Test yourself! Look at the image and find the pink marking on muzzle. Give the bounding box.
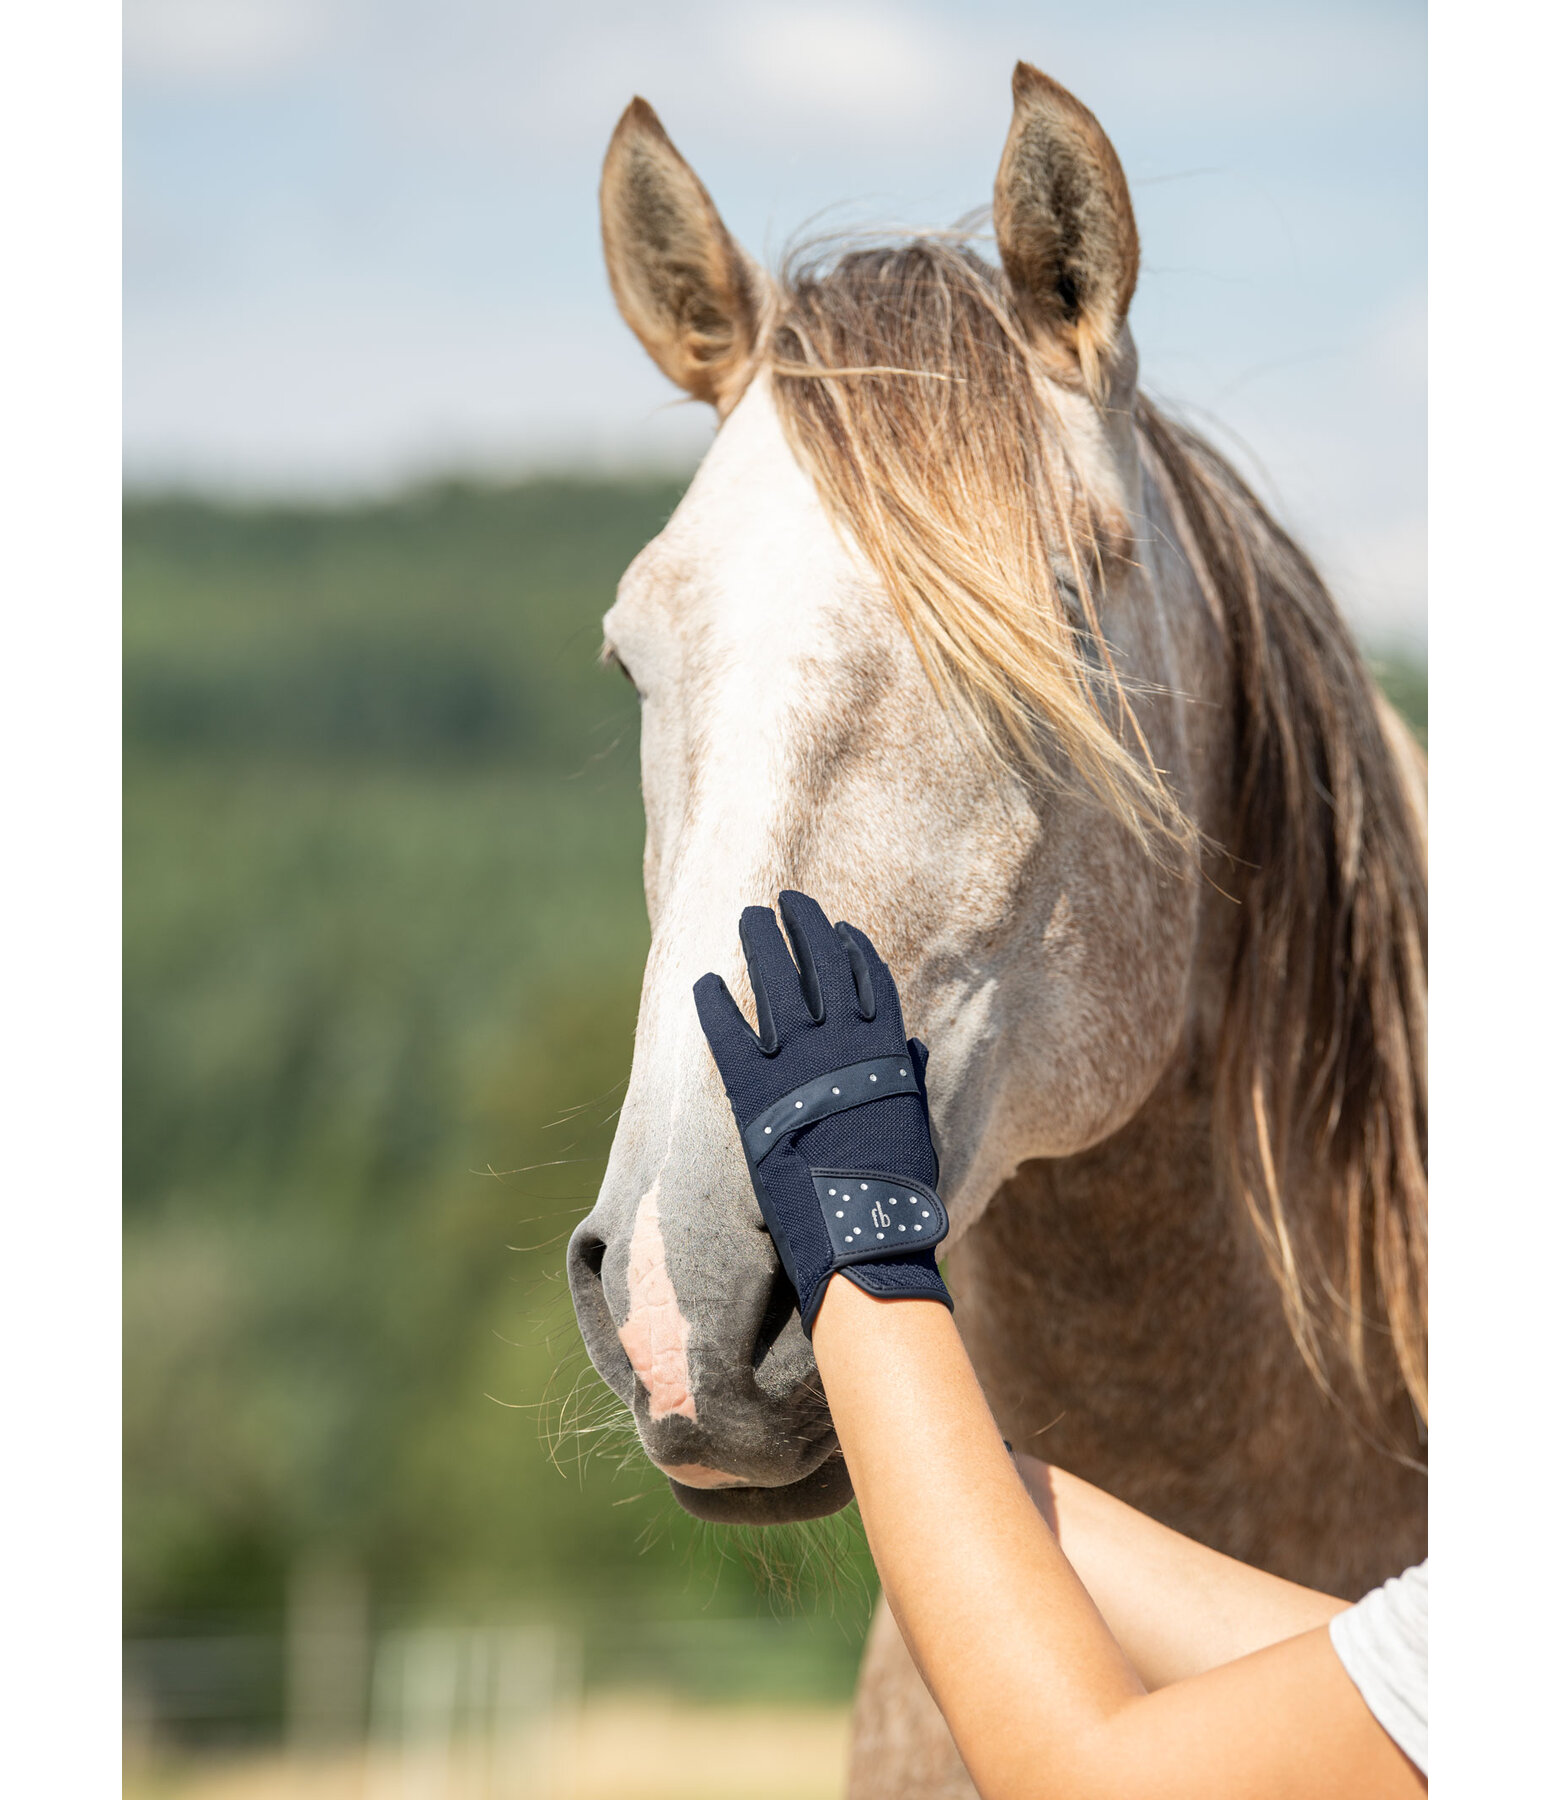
[617,1178,699,1423]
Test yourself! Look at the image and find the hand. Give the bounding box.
[693,889,951,1334]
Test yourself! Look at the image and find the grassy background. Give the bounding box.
[124,476,1424,1728]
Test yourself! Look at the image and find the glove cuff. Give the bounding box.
[802,1253,953,1335]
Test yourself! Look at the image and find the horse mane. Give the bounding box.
[767,234,1428,1435]
[1135,402,1428,1434]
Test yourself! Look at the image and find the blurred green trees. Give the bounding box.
[124,477,1425,1653]
[125,477,881,1658]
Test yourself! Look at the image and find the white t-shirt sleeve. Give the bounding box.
[1327,1558,1428,1776]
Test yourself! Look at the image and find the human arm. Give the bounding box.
[692,891,1421,1797]
[1010,1452,1346,1689]
[812,1277,1425,1800]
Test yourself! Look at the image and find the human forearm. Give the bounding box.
[812,1277,1145,1798]
[1014,1456,1347,1688]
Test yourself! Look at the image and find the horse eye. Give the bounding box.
[1056,577,1106,672]
[1055,575,1085,619]
[604,645,642,697]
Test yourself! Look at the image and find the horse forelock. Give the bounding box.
[755,234,1427,1441]
[764,236,1191,856]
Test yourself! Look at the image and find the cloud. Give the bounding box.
[1371,286,1427,396]
[1320,516,1428,647]
[123,283,717,493]
[123,2,1423,172]
[125,0,341,86]
[341,1,982,161]
[732,4,953,123]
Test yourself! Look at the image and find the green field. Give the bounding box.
[124,476,1424,1726]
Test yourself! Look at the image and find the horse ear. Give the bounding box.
[600,98,766,413]
[993,63,1140,394]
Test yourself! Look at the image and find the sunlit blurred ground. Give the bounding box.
[126,1699,850,1800]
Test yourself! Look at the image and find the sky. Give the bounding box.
[124,0,1426,645]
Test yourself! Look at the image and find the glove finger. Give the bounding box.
[778,890,862,1024]
[738,905,810,1051]
[832,921,905,1036]
[692,972,766,1079]
[834,923,877,1020]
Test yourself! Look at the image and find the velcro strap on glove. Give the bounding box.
[743,1056,926,1164]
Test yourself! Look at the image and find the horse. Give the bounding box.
[566,64,1426,1798]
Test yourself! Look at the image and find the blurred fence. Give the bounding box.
[125,1612,863,1796]
[365,1626,574,1800]
[126,1622,569,1797]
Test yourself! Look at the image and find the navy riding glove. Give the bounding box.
[693,890,952,1335]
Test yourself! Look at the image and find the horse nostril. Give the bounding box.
[578,1232,606,1282]
[566,1217,635,1399]
[566,1216,608,1296]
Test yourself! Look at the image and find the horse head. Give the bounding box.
[567,66,1222,1520]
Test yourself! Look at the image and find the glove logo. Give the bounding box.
[812,1169,948,1265]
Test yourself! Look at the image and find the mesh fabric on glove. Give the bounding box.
[693,890,952,1335]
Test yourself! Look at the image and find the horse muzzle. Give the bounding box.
[566,1173,854,1522]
